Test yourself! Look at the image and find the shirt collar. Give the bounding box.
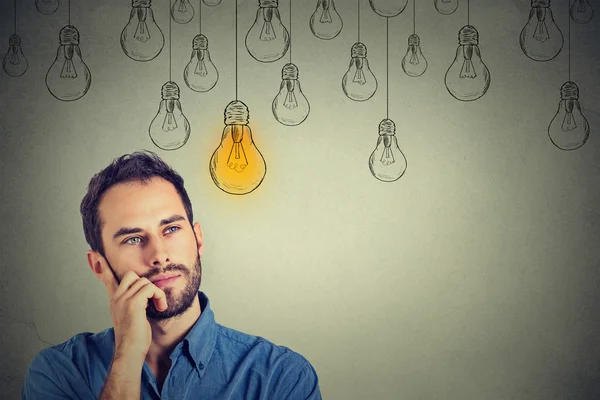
[172,291,217,378]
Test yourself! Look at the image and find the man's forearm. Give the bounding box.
[99,356,143,400]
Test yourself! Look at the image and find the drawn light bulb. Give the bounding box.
[369,119,407,182]
[310,0,343,40]
[149,82,191,150]
[209,100,267,195]
[342,42,377,102]
[548,81,590,151]
[369,0,408,17]
[519,0,563,61]
[272,63,310,126]
[3,34,28,77]
[245,0,290,63]
[402,34,427,77]
[45,26,91,101]
[444,25,490,101]
[35,0,59,15]
[203,0,222,5]
[570,0,593,24]
[434,0,458,15]
[184,34,219,92]
[121,0,165,62]
[172,0,195,24]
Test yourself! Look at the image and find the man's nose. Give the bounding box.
[147,236,170,266]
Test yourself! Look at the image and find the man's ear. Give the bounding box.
[87,250,108,283]
[193,222,203,258]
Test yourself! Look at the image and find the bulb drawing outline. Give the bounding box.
[548,81,590,151]
[245,0,290,63]
[570,0,593,23]
[272,63,310,126]
[3,34,28,77]
[203,0,222,5]
[149,82,191,151]
[45,25,92,101]
[444,25,490,101]
[519,0,563,62]
[209,100,267,195]
[121,0,165,62]
[369,119,407,182]
[342,42,377,102]
[172,0,195,24]
[369,0,408,17]
[434,0,458,15]
[184,34,219,92]
[402,34,427,77]
[35,0,59,15]
[310,0,343,40]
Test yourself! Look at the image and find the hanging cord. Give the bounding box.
[13,0,16,34]
[169,0,172,80]
[289,0,292,63]
[357,0,360,42]
[386,17,389,119]
[199,0,202,34]
[413,0,415,35]
[568,0,571,81]
[68,0,71,25]
[467,0,469,25]
[235,0,238,100]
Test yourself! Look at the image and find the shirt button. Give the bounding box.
[199,363,205,370]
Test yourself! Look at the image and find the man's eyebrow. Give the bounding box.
[112,215,187,241]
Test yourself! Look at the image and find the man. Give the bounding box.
[22,151,321,399]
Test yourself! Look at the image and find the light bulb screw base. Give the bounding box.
[351,42,367,58]
[133,0,151,8]
[225,100,249,125]
[532,0,549,8]
[193,34,208,50]
[458,25,479,46]
[59,25,80,46]
[282,63,298,80]
[561,81,579,100]
[259,0,278,8]
[378,119,396,136]
[161,81,181,100]
[408,34,420,46]
[9,34,21,46]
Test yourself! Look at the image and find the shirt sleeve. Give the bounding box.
[22,349,96,400]
[276,355,322,400]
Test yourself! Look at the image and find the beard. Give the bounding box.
[105,253,202,322]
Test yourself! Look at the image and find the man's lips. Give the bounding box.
[150,273,181,283]
[151,274,181,288]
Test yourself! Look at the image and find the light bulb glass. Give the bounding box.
[203,0,222,5]
[444,25,490,101]
[209,100,267,195]
[369,119,407,182]
[434,0,458,15]
[3,34,28,77]
[342,42,377,102]
[272,63,310,126]
[45,26,92,101]
[121,0,165,62]
[172,0,195,24]
[519,0,563,62]
[369,0,408,17]
[149,81,191,150]
[184,34,219,92]
[548,81,590,151]
[245,0,290,63]
[35,0,59,15]
[401,34,427,77]
[309,0,343,40]
[570,0,593,24]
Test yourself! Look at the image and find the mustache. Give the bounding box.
[143,264,189,281]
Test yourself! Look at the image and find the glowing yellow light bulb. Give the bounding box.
[209,100,267,195]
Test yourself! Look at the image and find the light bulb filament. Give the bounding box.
[134,9,151,42]
[227,143,248,172]
[459,46,476,79]
[353,59,366,84]
[10,48,20,65]
[178,0,188,12]
[194,53,207,76]
[320,6,332,23]
[577,0,586,12]
[380,146,395,165]
[260,8,276,41]
[562,101,577,131]
[534,9,550,42]
[60,46,78,78]
[283,82,298,109]
[409,47,419,65]
[162,101,178,131]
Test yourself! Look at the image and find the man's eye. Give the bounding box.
[165,226,180,234]
[125,237,142,244]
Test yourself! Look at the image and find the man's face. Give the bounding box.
[96,177,203,321]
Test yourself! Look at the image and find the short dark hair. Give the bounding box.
[80,150,194,257]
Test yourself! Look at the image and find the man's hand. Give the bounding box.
[103,270,168,363]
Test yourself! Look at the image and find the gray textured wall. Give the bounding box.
[1,0,599,399]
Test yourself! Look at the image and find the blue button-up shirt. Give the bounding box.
[22,291,321,399]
